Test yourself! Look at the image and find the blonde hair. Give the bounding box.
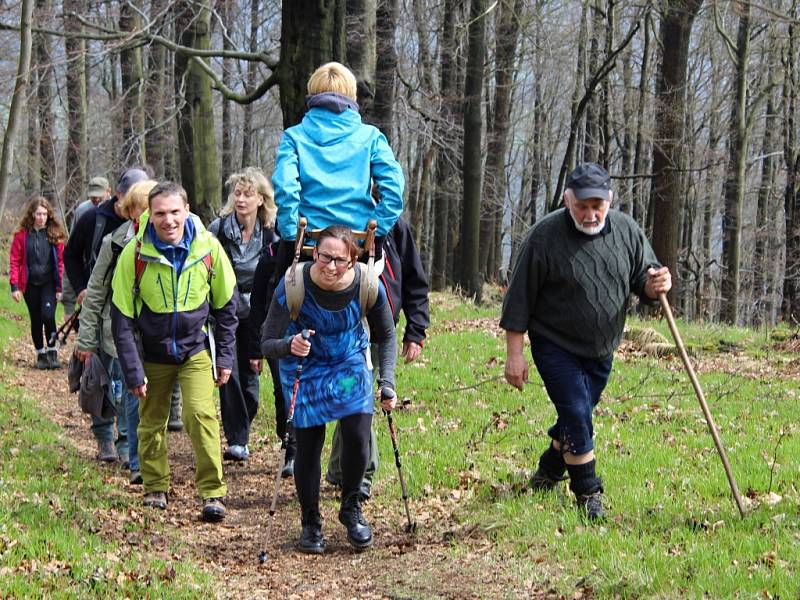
[119,179,158,219]
[307,62,357,101]
[221,167,276,228]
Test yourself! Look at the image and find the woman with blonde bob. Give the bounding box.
[74,179,157,476]
[208,167,280,462]
[272,61,405,271]
[9,196,67,369]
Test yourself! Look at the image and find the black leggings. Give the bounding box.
[294,412,372,512]
[23,281,57,351]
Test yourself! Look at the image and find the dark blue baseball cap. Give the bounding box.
[567,162,611,201]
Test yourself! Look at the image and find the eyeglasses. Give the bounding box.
[316,251,351,268]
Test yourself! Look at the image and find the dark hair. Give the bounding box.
[16,196,67,244]
[148,181,189,208]
[316,226,363,263]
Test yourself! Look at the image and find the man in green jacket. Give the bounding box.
[111,181,239,522]
[500,163,671,520]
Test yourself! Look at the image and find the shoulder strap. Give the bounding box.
[284,261,307,321]
[89,212,107,269]
[358,262,380,318]
[215,220,232,260]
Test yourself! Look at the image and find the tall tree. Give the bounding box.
[220,0,233,189]
[63,0,87,216]
[145,0,170,177]
[648,0,703,304]
[174,0,221,222]
[277,0,346,127]
[480,0,523,280]
[120,0,146,164]
[364,0,399,140]
[0,0,36,224]
[459,0,487,300]
[35,0,56,199]
[346,0,376,111]
[241,0,260,167]
[782,11,800,322]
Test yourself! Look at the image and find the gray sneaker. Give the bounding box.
[97,440,118,462]
[223,445,249,461]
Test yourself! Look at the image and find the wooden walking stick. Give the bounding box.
[658,293,747,518]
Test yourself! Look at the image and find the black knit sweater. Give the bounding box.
[500,208,661,360]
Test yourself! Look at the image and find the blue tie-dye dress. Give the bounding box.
[273,270,386,428]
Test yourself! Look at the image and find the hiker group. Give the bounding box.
[9,61,670,552]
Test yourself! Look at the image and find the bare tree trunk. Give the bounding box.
[120,1,146,165]
[346,0,377,112]
[36,0,56,199]
[632,10,651,225]
[459,0,487,300]
[241,0,260,167]
[174,0,221,222]
[720,3,751,325]
[648,0,703,305]
[220,0,233,191]
[480,0,523,281]
[145,0,169,177]
[783,15,800,322]
[63,0,87,218]
[277,0,347,128]
[431,0,459,290]
[0,0,36,224]
[364,0,398,140]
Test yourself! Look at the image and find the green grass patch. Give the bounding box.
[0,380,215,598]
[305,291,797,598]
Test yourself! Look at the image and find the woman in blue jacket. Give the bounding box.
[271,62,404,269]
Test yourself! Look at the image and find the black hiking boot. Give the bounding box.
[46,348,60,369]
[339,492,373,550]
[297,509,325,554]
[529,467,567,492]
[576,491,606,521]
[35,352,49,370]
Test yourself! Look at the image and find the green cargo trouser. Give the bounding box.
[139,351,226,499]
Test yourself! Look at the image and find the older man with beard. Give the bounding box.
[500,162,671,520]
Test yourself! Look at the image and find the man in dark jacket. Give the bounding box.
[326,216,430,498]
[501,162,671,520]
[63,167,148,464]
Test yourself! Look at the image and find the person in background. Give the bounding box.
[64,167,148,464]
[62,176,112,317]
[271,61,404,276]
[500,162,671,520]
[9,196,66,369]
[74,179,157,485]
[208,167,279,462]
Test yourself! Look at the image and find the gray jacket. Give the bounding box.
[75,220,136,357]
[208,213,264,321]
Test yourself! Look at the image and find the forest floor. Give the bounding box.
[12,336,548,600]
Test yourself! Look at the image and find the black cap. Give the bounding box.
[116,168,149,197]
[567,162,611,201]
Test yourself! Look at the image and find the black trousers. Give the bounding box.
[219,320,261,446]
[267,356,296,458]
[23,281,57,351]
[294,412,372,513]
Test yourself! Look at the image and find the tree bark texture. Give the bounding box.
[346,0,377,112]
[63,0,87,217]
[459,0,487,301]
[35,0,56,199]
[649,0,703,305]
[365,0,399,140]
[278,0,347,128]
[120,1,147,165]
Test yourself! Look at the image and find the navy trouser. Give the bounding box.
[530,335,612,455]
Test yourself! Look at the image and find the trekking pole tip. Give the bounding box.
[257,550,268,564]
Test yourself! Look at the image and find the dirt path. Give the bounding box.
[9,339,548,599]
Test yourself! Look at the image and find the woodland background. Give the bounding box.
[0,0,799,326]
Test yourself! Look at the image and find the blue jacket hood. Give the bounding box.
[300,103,363,147]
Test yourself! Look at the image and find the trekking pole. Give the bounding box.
[49,306,80,348]
[381,388,417,534]
[258,329,312,564]
[658,293,747,519]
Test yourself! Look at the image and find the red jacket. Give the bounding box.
[9,229,65,293]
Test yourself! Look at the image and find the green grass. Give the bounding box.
[0,276,214,598]
[333,291,797,598]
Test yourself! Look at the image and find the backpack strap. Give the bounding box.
[88,212,107,271]
[284,261,308,321]
[358,262,379,319]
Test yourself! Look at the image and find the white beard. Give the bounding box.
[569,211,605,236]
